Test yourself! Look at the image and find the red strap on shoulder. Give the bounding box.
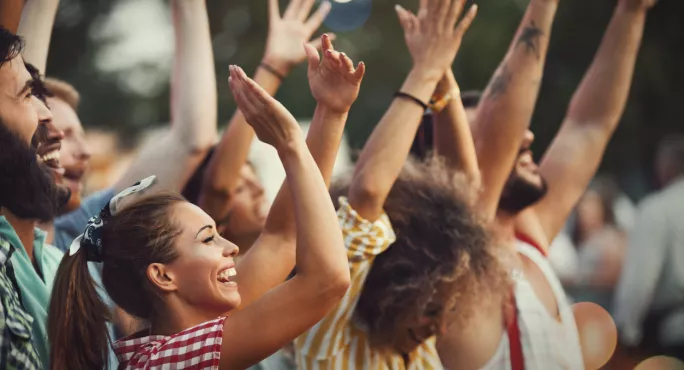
[504,289,524,370]
[515,232,547,257]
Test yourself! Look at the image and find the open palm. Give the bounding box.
[306,34,366,114]
[263,0,333,73]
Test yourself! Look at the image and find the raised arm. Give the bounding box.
[113,0,216,193]
[233,35,364,308]
[433,68,481,187]
[350,0,477,221]
[198,0,331,221]
[471,0,559,220]
[220,64,350,370]
[0,0,24,33]
[528,0,655,240]
[16,0,59,73]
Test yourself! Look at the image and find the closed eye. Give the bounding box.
[203,235,215,244]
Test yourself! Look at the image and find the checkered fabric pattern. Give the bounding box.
[0,236,42,369]
[513,240,585,370]
[114,317,226,369]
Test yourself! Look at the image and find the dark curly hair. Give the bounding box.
[332,158,508,349]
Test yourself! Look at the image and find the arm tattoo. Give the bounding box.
[517,21,543,58]
[486,65,512,101]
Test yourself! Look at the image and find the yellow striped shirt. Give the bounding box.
[295,198,443,370]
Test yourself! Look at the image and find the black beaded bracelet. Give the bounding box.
[259,63,287,81]
[394,91,428,111]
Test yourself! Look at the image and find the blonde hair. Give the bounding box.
[45,78,80,110]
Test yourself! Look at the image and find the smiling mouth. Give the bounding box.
[217,267,238,287]
[38,149,65,175]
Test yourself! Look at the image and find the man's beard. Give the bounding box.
[0,123,70,222]
[498,170,548,215]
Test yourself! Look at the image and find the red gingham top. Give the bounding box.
[113,317,226,369]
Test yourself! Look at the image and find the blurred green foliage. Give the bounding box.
[45,0,683,198]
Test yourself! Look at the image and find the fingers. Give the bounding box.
[229,66,264,117]
[309,33,336,52]
[433,0,452,30]
[340,52,355,72]
[324,49,343,68]
[446,0,466,29]
[268,0,281,24]
[283,0,303,19]
[296,0,317,21]
[305,1,332,33]
[303,43,321,75]
[395,5,417,34]
[235,66,272,105]
[417,0,428,19]
[353,61,366,81]
[454,4,478,37]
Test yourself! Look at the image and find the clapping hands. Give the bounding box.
[229,65,302,152]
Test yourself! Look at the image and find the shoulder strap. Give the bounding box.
[504,288,524,370]
[515,232,547,257]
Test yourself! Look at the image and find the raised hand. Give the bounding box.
[263,0,333,76]
[304,34,366,114]
[228,65,302,151]
[395,0,478,80]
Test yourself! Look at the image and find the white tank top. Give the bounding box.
[477,239,584,370]
[513,239,585,370]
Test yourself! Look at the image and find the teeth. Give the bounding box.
[40,150,60,163]
[217,268,237,282]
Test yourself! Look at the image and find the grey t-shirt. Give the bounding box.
[53,188,118,369]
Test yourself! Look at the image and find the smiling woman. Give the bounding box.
[47,61,351,370]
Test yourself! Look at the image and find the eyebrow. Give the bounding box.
[17,78,33,98]
[196,225,213,238]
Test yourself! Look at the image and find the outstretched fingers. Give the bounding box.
[454,4,478,37]
[268,0,281,25]
[283,0,303,20]
[305,1,332,33]
[296,0,317,21]
[395,5,417,34]
[446,0,466,29]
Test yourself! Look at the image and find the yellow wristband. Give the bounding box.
[429,88,461,113]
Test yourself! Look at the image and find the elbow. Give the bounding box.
[170,129,216,157]
[187,134,217,155]
[348,172,384,211]
[320,269,351,301]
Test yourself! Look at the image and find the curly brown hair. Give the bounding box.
[332,158,508,349]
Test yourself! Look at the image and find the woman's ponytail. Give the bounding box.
[48,248,111,370]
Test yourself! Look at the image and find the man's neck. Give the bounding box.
[0,209,37,261]
[37,221,55,245]
[494,209,518,243]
